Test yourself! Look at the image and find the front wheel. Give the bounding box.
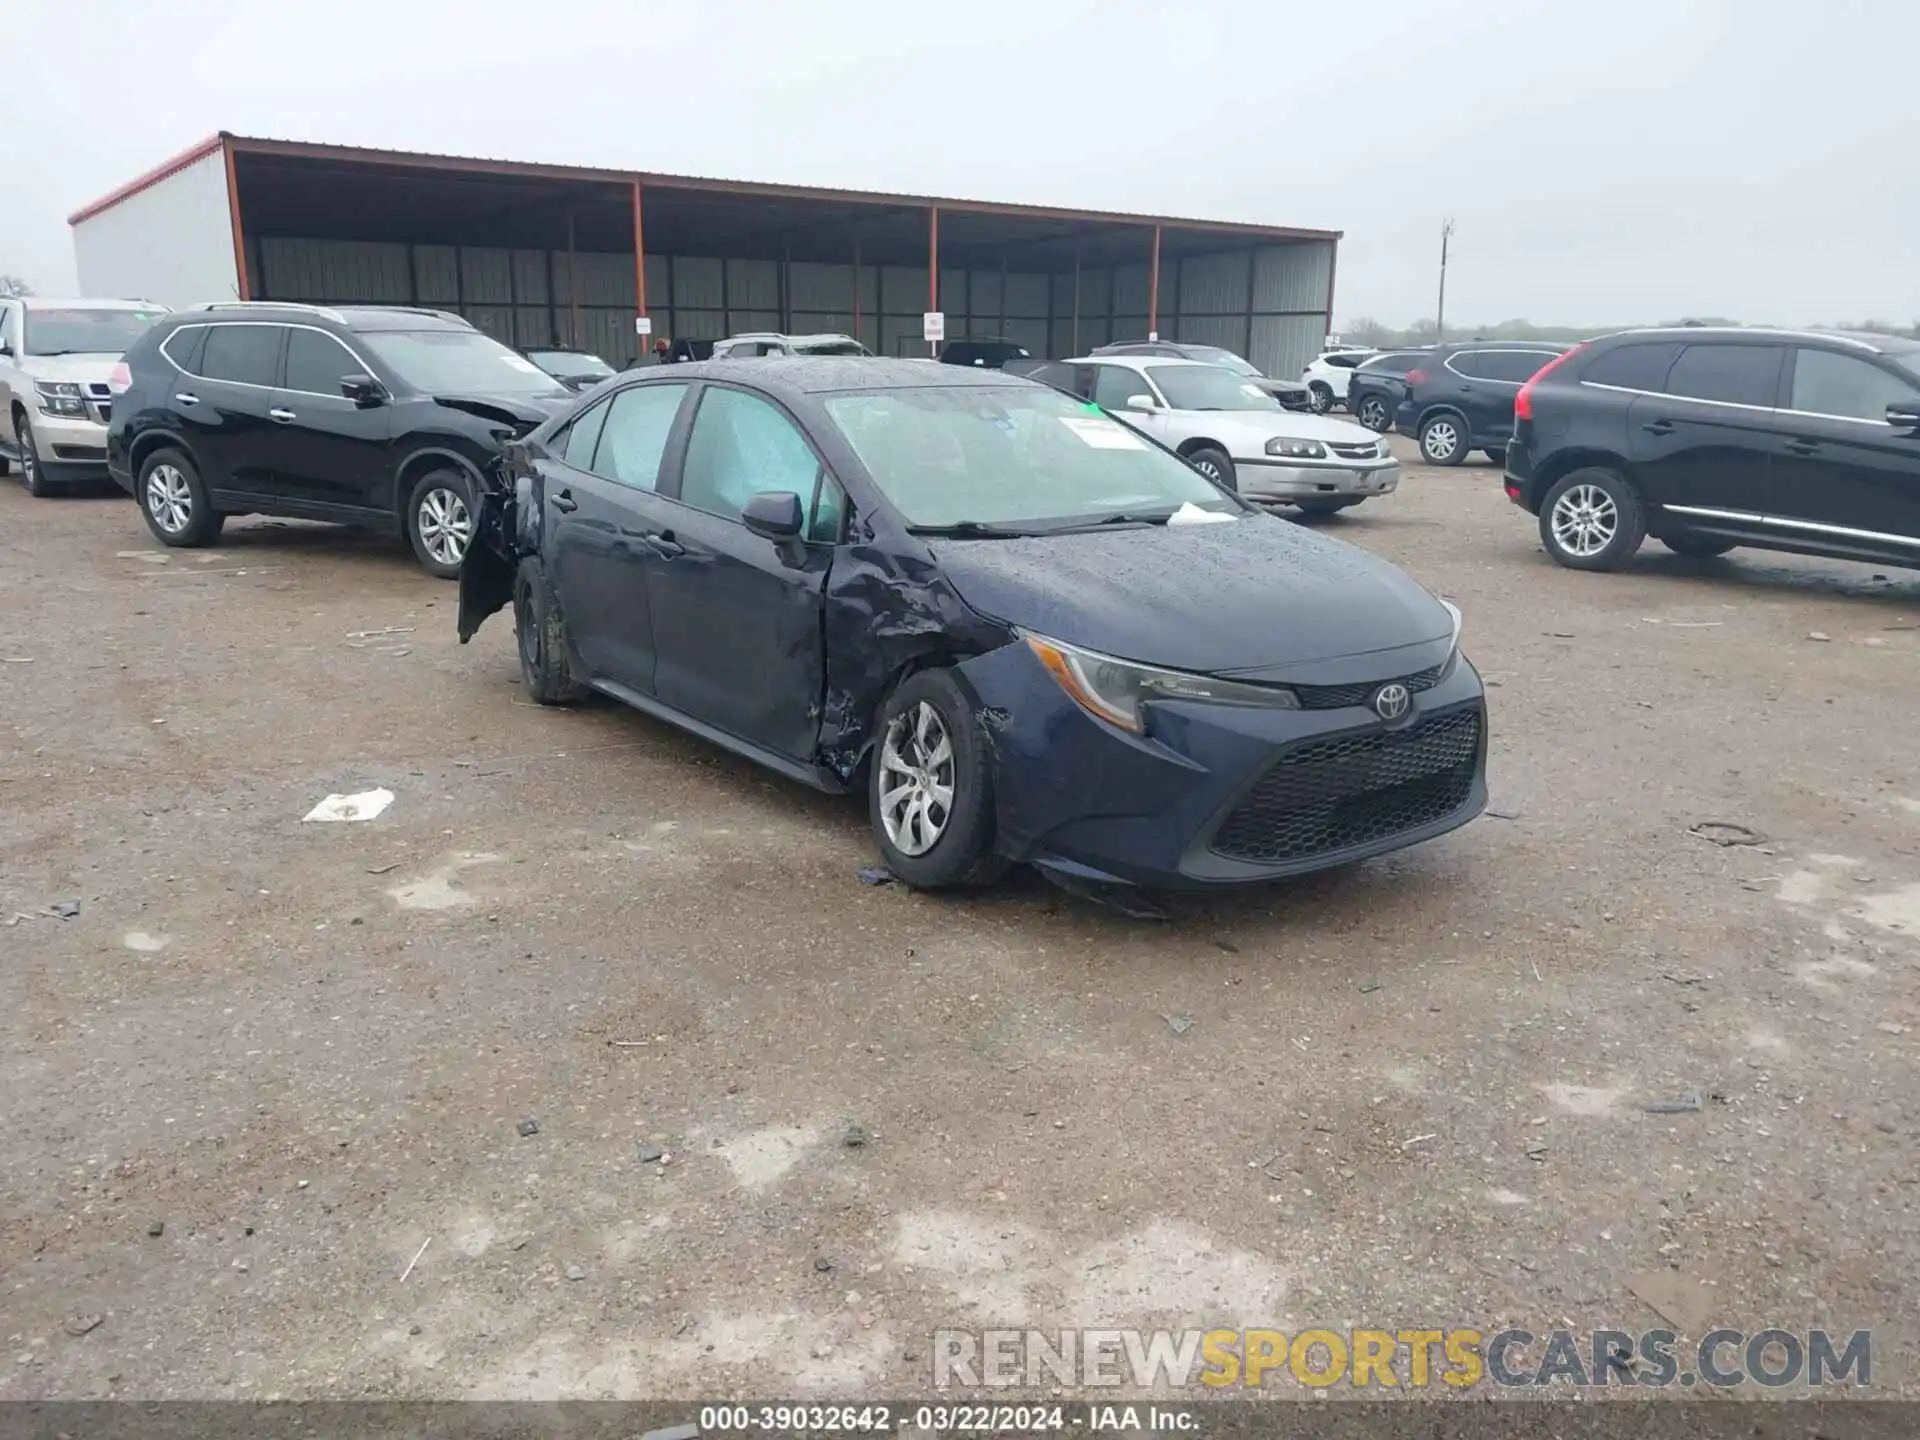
[1356,395,1391,432]
[407,469,476,579]
[868,669,1003,890]
[1538,468,1647,572]
[1418,413,1468,466]
[1307,382,1335,414]
[138,448,225,546]
[1186,446,1236,491]
[16,414,59,497]
[514,556,589,705]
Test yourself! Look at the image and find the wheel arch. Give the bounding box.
[1416,403,1470,434]
[128,427,193,478]
[1175,436,1227,459]
[1527,447,1635,514]
[392,446,488,526]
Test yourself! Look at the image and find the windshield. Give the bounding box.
[23,306,167,356]
[526,349,613,378]
[361,330,571,396]
[1180,345,1260,377]
[1894,353,1920,383]
[824,384,1233,529]
[793,339,870,356]
[1146,365,1281,412]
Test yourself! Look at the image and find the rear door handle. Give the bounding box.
[1785,440,1820,456]
[268,407,296,423]
[1641,419,1675,436]
[173,392,199,406]
[551,489,578,513]
[644,530,684,558]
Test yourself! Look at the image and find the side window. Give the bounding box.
[1665,344,1784,408]
[592,383,687,490]
[1093,365,1150,409]
[1790,348,1920,422]
[1581,342,1683,392]
[1067,364,1097,399]
[1477,351,1559,384]
[163,324,209,375]
[0,302,16,353]
[1328,354,1361,369]
[283,328,360,396]
[1444,351,1484,379]
[200,324,284,386]
[559,398,612,469]
[808,475,847,543]
[680,387,820,521]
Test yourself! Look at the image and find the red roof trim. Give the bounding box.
[68,133,226,226]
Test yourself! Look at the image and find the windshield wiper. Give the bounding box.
[904,520,1040,538]
[1045,511,1171,533]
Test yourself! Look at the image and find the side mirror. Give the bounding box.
[1124,393,1158,413]
[741,490,805,541]
[1888,401,1920,433]
[340,374,386,407]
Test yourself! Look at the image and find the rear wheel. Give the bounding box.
[1661,533,1736,558]
[514,556,589,704]
[1295,499,1358,519]
[138,448,224,546]
[1483,447,1507,465]
[1356,395,1391,432]
[1186,445,1236,490]
[1418,413,1468,466]
[1539,467,1646,572]
[1307,381,1335,414]
[407,469,475,579]
[868,669,1004,890]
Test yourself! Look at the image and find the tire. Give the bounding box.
[513,556,589,705]
[1355,395,1391,432]
[406,468,476,580]
[1186,446,1236,491]
[1483,447,1507,465]
[1538,467,1647,572]
[1307,381,1335,414]
[1295,499,1358,519]
[1418,413,1469,467]
[138,447,225,547]
[15,412,62,497]
[868,669,1004,890]
[1661,533,1736,558]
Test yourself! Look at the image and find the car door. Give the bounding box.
[642,382,834,762]
[1774,345,1920,545]
[187,322,287,501]
[1094,363,1171,440]
[1626,341,1786,521]
[545,381,693,691]
[267,325,394,512]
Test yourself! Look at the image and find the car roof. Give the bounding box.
[1438,339,1571,351]
[1603,325,1917,355]
[19,295,166,311]
[645,356,1037,395]
[726,331,859,345]
[1064,354,1212,371]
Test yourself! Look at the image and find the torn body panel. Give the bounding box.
[457,465,536,644]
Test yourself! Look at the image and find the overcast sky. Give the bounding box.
[3,0,1915,329]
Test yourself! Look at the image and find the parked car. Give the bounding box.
[1394,341,1569,466]
[523,346,616,392]
[1007,355,1398,515]
[1346,350,1431,433]
[937,337,1032,369]
[1091,340,1314,411]
[1504,327,1920,572]
[107,302,575,578]
[0,295,170,495]
[711,332,871,359]
[457,359,1483,893]
[1301,347,1377,413]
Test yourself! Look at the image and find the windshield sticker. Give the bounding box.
[1168,502,1237,526]
[502,356,541,373]
[1059,415,1146,450]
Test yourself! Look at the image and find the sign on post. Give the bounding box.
[634,315,653,336]
[922,312,946,345]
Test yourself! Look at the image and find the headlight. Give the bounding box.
[1439,599,1464,671]
[1022,631,1299,733]
[1265,437,1326,459]
[35,381,87,418]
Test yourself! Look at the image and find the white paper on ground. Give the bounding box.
[1167,502,1237,526]
[302,788,395,823]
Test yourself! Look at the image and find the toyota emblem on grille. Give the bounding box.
[1372,682,1411,721]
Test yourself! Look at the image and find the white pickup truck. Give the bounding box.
[0,295,169,495]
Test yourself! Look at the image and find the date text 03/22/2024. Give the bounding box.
[691,1403,1151,1434]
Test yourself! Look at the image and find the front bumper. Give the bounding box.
[1235,456,1401,504]
[955,642,1487,891]
[23,410,111,480]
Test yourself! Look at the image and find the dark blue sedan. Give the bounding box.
[458,358,1486,893]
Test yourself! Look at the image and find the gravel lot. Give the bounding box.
[3,439,1916,1401]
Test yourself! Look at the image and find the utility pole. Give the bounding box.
[1435,218,1455,343]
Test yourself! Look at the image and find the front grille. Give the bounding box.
[1328,440,1381,460]
[1210,708,1480,865]
[1291,663,1444,711]
[85,382,111,399]
[89,400,112,424]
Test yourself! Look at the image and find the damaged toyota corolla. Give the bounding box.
[458,358,1487,892]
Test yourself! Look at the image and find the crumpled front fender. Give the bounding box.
[457,467,540,644]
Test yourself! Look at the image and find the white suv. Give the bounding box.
[0,296,170,495]
[1301,348,1377,414]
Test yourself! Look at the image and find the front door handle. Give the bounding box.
[268,407,296,423]
[173,392,199,406]
[1642,419,1676,436]
[644,531,684,558]
[1785,440,1820,456]
[551,489,578,513]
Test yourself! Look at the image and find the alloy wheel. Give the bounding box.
[1309,384,1333,414]
[417,486,473,567]
[1193,458,1223,482]
[1422,420,1460,462]
[1550,483,1618,558]
[17,422,35,489]
[878,700,955,857]
[1359,398,1388,430]
[146,464,192,533]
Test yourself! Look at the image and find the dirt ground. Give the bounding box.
[2,438,1917,1403]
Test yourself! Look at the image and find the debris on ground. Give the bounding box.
[516,1118,540,1137]
[346,626,415,640]
[813,1256,834,1272]
[62,1315,104,1337]
[1688,820,1766,848]
[1485,808,1522,820]
[856,867,896,886]
[1629,1271,1714,1334]
[843,1123,869,1148]
[1642,1090,1705,1115]
[1041,870,1169,920]
[366,862,400,875]
[50,899,81,919]
[146,1221,164,1237]
[1524,1141,1550,1162]
[565,1264,586,1281]
[1357,981,1383,995]
[1163,1012,1195,1036]
[398,1237,431,1283]
[1807,631,1831,642]
[302,788,395,823]
[638,1145,666,1163]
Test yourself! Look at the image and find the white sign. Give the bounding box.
[922,311,946,344]
[634,315,653,336]
[1148,330,1160,342]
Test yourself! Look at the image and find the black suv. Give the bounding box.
[107,303,574,577]
[1345,349,1431,433]
[1505,327,1920,572]
[1393,340,1569,466]
[1090,340,1314,411]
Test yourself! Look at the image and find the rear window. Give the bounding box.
[1665,344,1785,408]
[1473,350,1561,383]
[1581,342,1683,392]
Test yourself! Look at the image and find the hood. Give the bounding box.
[17,353,122,384]
[931,513,1453,675]
[1184,410,1387,448]
[432,392,573,434]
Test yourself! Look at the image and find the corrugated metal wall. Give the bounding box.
[247,234,1336,374]
[71,147,241,310]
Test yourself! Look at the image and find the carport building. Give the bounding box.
[69,133,1341,377]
